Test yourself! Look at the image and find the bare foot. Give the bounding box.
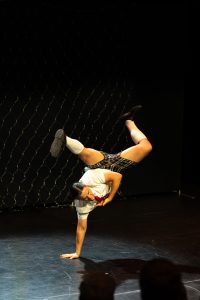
[60,253,80,260]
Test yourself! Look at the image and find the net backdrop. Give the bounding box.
[0,81,137,210]
[0,2,140,210]
[0,2,184,210]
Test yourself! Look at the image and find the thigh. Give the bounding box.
[79,148,104,165]
[120,143,149,163]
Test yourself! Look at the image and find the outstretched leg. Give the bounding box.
[120,120,152,163]
[66,135,105,165]
[50,129,104,165]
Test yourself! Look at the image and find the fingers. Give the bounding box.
[102,198,112,206]
[60,253,79,260]
[95,202,104,207]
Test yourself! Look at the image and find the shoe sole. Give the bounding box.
[119,104,142,120]
[55,129,65,139]
[50,129,65,158]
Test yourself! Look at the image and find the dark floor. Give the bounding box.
[0,192,200,300]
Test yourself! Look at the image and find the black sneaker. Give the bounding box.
[50,129,66,158]
[120,104,143,121]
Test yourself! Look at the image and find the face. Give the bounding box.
[80,186,95,201]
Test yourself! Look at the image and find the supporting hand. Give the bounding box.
[60,252,80,260]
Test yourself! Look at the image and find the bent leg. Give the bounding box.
[120,120,152,163]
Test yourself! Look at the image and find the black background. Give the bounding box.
[0,0,197,209]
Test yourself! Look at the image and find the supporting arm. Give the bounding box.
[60,218,87,259]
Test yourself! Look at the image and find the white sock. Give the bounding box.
[66,136,84,154]
[130,129,147,144]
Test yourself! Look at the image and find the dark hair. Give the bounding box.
[79,271,116,300]
[68,182,85,201]
[139,258,187,300]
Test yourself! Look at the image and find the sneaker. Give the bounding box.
[119,104,142,121]
[50,129,66,158]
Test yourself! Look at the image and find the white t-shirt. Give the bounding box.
[75,169,111,219]
[79,168,111,197]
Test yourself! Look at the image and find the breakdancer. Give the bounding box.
[50,106,153,259]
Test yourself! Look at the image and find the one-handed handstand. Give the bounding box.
[50,106,153,259]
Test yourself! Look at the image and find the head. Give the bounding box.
[139,258,187,300]
[79,271,116,300]
[69,182,95,201]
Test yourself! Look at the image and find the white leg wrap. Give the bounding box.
[66,136,84,154]
[130,129,147,144]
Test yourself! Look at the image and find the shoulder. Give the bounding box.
[84,168,109,176]
[79,168,105,184]
[87,168,109,183]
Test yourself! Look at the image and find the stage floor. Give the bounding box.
[0,192,200,300]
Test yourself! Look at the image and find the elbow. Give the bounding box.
[144,140,153,156]
[117,173,123,182]
[147,142,153,155]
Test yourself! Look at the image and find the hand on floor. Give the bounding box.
[60,253,79,259]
